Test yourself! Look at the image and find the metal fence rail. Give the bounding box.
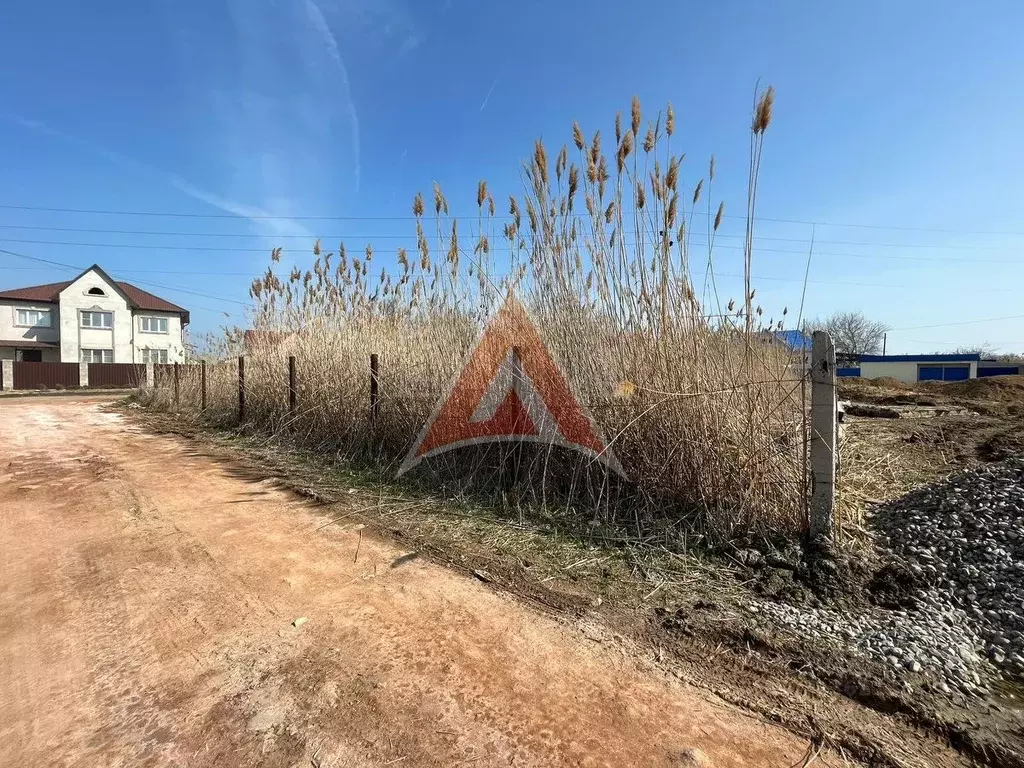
[88,363,145,388]
[12,362,80,390]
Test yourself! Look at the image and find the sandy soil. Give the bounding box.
[0,397,828,768]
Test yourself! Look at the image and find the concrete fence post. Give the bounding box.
[144,362,155,389]
[810,330,837,541]
[78,362,89,388]
[1,359,13,391]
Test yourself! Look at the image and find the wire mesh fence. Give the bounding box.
[141,336,831,547]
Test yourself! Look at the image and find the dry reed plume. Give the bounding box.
[149,87,811,547]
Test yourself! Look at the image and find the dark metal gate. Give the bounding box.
[12,362,81,390]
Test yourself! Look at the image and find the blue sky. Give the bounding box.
[1,0,1023,353]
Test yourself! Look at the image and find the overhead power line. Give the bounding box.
[904,338,1024,347]
[0,251,1017,297]
[0,247,252,308]
[0,236,1018,266]
[0,223,1022,253]
[889,314,1024,331]
[0,264,909,291]
[3,246,1023,332]
[2,246,1024,333]
[0,265,256,276]
[5,201,1024,237]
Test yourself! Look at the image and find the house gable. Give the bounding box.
[57,266,133,364]
[58,265,134,307]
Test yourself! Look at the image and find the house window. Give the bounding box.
[81,349,113,364]
[141,348,168,364]
[81,311,113,328]
[15,308,52,327]
[140,316,169,334]
[87,287,106,296]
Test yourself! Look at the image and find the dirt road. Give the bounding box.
[0,398,826,767]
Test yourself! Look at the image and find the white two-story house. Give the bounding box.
[0,264,189,364]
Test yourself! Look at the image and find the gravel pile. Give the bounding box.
[751,458,1024,698]
[876,458,1024,680]
[752,597,992,697]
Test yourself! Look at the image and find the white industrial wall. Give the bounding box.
[860,360,977,383]
[859,361,919,383]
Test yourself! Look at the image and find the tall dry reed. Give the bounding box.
[150,88,810,546]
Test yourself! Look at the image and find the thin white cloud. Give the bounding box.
[480,77,499,112]
[332,0,422,53]
[397,33,422,58]
[10,0,427,266]
[303,0,343,65]
[7,114,313,239]
[168,178,314,239]
[302,0,361,190]
[12,116,47,132]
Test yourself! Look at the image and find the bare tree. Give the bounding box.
[803,311,889,357]
[940,345,1024,363]
[940,343,999,359]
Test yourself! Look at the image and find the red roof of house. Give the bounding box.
[0,269,190,324]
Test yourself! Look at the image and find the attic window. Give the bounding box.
[88,287,106,296]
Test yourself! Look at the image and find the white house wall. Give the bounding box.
[59,271,133,363]
[0,299,61,346]
[0,347,59,361]
[132,311,185,363]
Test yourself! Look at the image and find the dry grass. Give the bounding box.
[148,90,819,547]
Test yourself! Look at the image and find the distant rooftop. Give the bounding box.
[772,329,811,351]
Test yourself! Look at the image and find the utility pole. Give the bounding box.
[882,332,887,356]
